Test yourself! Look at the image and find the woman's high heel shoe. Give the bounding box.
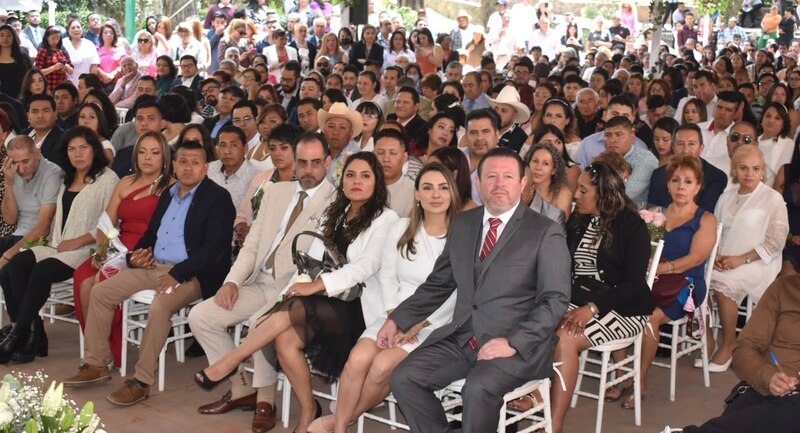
[193,367,239,391]
[707,357,732,373]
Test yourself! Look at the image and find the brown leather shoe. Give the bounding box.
[62,364,111,387]
[252,402,276,433]
[106,379,150,406]
[198,390,257,414]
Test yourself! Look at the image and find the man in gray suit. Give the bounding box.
[378,127,572,432]
[22,10,43,48]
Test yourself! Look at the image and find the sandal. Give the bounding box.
[604,380,633,402]
[507,390,542,412]
[621,391,646,410]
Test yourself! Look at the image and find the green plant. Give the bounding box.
[583,5,600,20]
[384,3,418,29]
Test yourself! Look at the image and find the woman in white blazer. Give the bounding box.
[0,127,118,364]
[308,163,460,433]
[194,152,398,433]
[263,29,299,77]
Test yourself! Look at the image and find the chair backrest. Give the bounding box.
[648,239,665,289]
[696,222,724,309]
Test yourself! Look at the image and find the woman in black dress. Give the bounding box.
[194,151,399,433]
[0,24,33,99]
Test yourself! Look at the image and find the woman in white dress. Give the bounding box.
[307,163,460,433]
[63,18,100,85]
[758,102,794,175]
[704,145,789,372]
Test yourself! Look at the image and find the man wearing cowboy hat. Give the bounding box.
[319,102,363,184]
[450,9,473,50]
[489,86,530,153]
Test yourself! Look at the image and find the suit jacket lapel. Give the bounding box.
[461,210,482,295]
[476,204,526,286]
[254,185,297,267]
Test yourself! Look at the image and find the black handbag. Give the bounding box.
[291,230,364,302]
[571,276,612,307]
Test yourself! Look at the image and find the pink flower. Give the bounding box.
[639,209,654,224]
[652,212,667,227]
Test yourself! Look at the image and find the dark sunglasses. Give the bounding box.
[729,132,754,144]
[137,38,150,43]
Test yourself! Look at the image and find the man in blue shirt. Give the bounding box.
[62,140,235,407]
[575,95,650,168]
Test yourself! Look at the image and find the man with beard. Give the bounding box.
[313,55,333,78]
[188,133,335,433]
[201,78,222,118]
[279,61,302,116]
[489,87,530,153]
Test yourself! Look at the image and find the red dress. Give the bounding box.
[72,184,160,367]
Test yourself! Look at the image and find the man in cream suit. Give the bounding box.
[188,132,335,433]
[378,145,572,433]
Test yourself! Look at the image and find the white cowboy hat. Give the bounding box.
[318,102,363,137]
[456,9,471,20]
[488,86,531,125]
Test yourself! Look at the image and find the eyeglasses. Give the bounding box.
[137,39,150,43]
[729,132,755,144]
[238,31,246,37]
[232,116,254,125]
[316,62,330,67]
[360,113,379,119]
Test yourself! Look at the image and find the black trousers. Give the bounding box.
[683,385,800,433]
[740,4,764,28]
[0,235,21,257]
[0,250,74,328]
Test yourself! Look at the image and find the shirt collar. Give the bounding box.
[297,179,326,200]
[170,180,202,202]
[482,201,520,227]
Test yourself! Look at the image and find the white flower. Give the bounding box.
[296,273,312,283]
[41,381,63,417]
[0,402,12,428]
[105,228,120,240]
[0,382,9,403]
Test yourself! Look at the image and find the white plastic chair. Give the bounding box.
[651,223,723,401]
[39,279,84,357]
[120,289,196,391]
[570,239,664,433]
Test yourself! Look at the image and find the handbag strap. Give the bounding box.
[291,230,347,267]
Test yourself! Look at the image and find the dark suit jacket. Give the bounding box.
[37,126,66,170]
[0,92,29,133]
[499,125,528,153]
[566,209,655,317]
[391,204,571,380]
[132,177,235,299]
[171,75,203,101]
[56,112,77,131]
[202,114,231,140]
[348,41,384,71]
[647,158,727,212]
[387,113,427,156]
[289,40,318,70]
[307,34,323,49]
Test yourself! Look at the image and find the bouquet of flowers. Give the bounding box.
[19,237,48,251]
[639,208,667,241]
[89,228,119,264]
[0,372,104,433]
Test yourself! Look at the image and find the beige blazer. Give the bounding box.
[224,180,336,291]
[31,168,119,268]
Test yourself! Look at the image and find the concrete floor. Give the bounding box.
[3,319,738,433]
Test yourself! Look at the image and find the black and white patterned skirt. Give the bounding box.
[569,304,648,347]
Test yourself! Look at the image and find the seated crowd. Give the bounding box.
[0,2,799,433]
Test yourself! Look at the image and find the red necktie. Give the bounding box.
[480,217,501,261]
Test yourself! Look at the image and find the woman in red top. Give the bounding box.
[414,28,443,75]
[72,131,174,367]
[35,26,73,93]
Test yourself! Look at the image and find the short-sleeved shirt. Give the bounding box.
[12,158,63,237]
[608,25,630,51]
[63,38,101,85]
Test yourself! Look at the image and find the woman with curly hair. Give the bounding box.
[523,142,573,227]
[194,151,399,433]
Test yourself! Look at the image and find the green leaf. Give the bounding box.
[78,402,94,428]
[24,419,39,433]
[59,407,75,431]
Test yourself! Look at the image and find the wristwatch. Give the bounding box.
[588,302,600,319]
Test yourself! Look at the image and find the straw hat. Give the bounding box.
[456,9,471,20]
[318,102,363,137]
[488,86,531,125]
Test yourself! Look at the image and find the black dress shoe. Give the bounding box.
[0,325,29,364]
[0,325,12,340]
[194,367,238,391]
[185,340,205,357]
[11,319,47,364]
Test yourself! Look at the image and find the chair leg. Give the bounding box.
[78,326,85,360]
[540,380,554,433]
[701,325,711,388]
[633,336,642,427]
[594,351,610,433]
[357,414,365,433]
[281,375,292,429]
[570,351,587,408]
[158,346,166,392]
[120,300,129,377]
[389,400,397,430]
[670,323,679,402]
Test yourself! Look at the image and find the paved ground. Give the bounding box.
[3,318,739,433]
